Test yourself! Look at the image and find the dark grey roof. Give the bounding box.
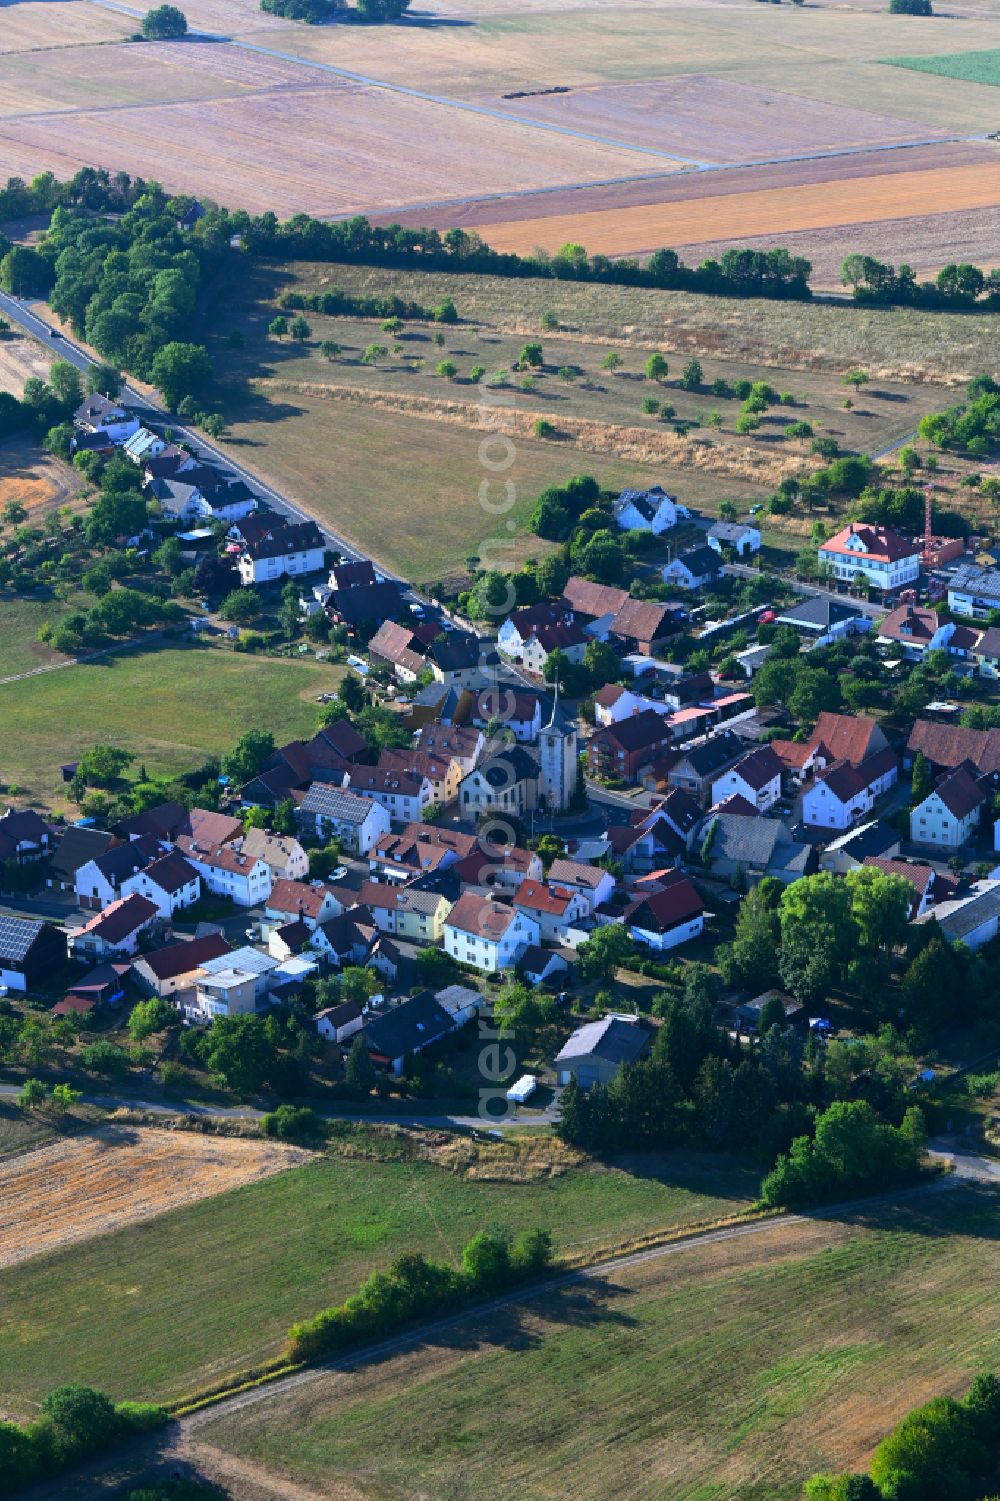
[678,730,744,777]
[50,826,116,880]
[430,633,481,672]
[475,745,538,788]
[0,912,48,964]
[917,881,1000,941]
[555,1016,650,1067]
[949,567,1000,603]
[244,519,323,562]
[776,596,865,630]
[364,991,455,1060]
[709,814,801,868]
[823,819,900,860]
[674,546,721,577]
[299,784,374,825]
[708,521,756,543]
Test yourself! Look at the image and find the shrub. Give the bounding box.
[262,1103,321,1142]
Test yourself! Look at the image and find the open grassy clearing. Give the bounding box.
[200,1189,1000,1501]
[0,643,344,804]
[0,331,60,394]
[883,48,1000,87]
[275,262,999,384]
[0,1141,756,1410]
[0,1125,311,1272]
[0,595,80,679]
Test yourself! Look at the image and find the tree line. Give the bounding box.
[841,253,1000,310]
[286,1224,554,1362]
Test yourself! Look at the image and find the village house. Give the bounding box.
[451,842,543,895]
[518,946,570,986]
[459,744,539,818]
[512,879,589,942]
[817,522,919,592]
[369,824,477,883]
[70,893,160,959]
[296,784,391,853]
[613,485,677,535]
[54,961,131,1018]
[910,762,987,850]
[587,709,672,783]
[313,999,364,1044]
[120,851,201,919]
[774,595,870,644]
[907,720,1000,781]
[46,826,116,894]
[0,913,65,993]
[555,1015,650,1089]
[264,879,345,931]
[357,880,452,942]
[625,870,705,951]
[610,598,681,656]
[661,546,723,591]
[819,820,901,874]
[802,748,898,832]
[702,813,816,885]
[174,837,273,908]
[915,880,1000,950]
[443,891,540,973]
[948,566,1000,621]
[665,730,746,805]
[413,724,484,777]
[862,856,953,920]
[241,827,309,883]
[540,858,616,915]
[877,604,955,661]
[707,521,760,558]
[237,518,326,586]
[365,991,457,1076]
[593,684,648,727]
[73,393,140,445]
[521,619,589,677]
[133,932,232,999]
[192,947,280,1021]
[74,839,158,911]
[469,686,542,743]
[0,809,51,865]
[378,747,463,808]
[346,765,435,826]
[710,745,783,813]
[498,603,573,663]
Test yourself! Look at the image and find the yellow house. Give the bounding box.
[358,880,452,942]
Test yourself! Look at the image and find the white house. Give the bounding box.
[802,750,898,832]
[193,945,278,1018]
[546,857,617,915]
[346,766,434,827]
[613,485,677,536]
[265,878,345,931]
[707,521,760,558]
[296,784,391,854]
[512,879,589,943]
[174,837,273,908]
[915,880,1000,951]
[817,523,919,592]
[120,851,200,919]
[74,842,153,911]
[877,604,955,661]
[313,999,364,1044]
[661,546,722,591]
[73,393,140,446]
[521,621,588,678]
[443,891,540,973]
[592,683,650,727]
[710,746,783,813]
[948,567,1000,622]
[238,519,326,586]
[910,763,985,850]
[69,894,159,959]
[123,427,168,464]
[470,688,542,743]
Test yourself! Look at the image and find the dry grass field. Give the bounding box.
[0,331,58,393]
[0,1126,311,1271]
[0,435,73,519]
[198,1190,1000,1501]
[0,1,132,54]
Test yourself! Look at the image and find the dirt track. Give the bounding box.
[0,1126,310,1269]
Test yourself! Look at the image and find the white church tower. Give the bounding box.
[539,679,578,813]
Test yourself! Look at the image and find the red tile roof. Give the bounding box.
[445,891,520,939]
[513,879,577,916]
[819,523,918,563]
[139,932,231,980]
[80,893,158,942]
[726,745,783,792]
[908,720,1000,775]
[626,871,704,931]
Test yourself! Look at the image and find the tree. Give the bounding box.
[86,362,123,398]
[219,587,262,624]
[319,340,342,362]
[150,342,211,412]
[845,866,912,955]
[435,359,457,380]
[223,729,274,786]
[269,316,288,339]
[197,1014,278,1094]
[42,1383,120,1458]
[601,351,623,373]
[519,342,543,368]
[645,353,669,382]
[51,1082,83,1112]
[910,750,932,806]
[49,359,82,411]
[431,295,457,323]
[17,1078,48,1112]
[80,1041,132,1078]
[577,923,634,980]
[462,1229,512,1291]
[758,994,787,1035]
[360,343,389,366]
[870,1396,981,1499]
[778,872,855,1006]
[344,1032,377,1097]
[289,315,311,342]
[842,369,870,389]
[141,3,188,35]
[679,358,703,391]
[77,743,134,788]
[128,997,177,1042]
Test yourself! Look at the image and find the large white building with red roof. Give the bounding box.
[817,523,919,592]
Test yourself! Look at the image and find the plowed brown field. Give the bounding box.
[1,1126,311,1269]
[470,162,1000,256]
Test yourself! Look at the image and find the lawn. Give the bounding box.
[0,1142,757,1410]
[0,642,343,804]
[0,596,77,679]
[883,49,1000,87]
[200,1188,1000,1501]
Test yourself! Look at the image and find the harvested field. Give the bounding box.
[0,1126,310,1271]
[0,2,132,54]
[676,207,1000,293]
[0,39,323,116]
[0,330,57,394]
[0,82,664,220]
[883,48,1000,87]
[469,162,1000,258]
[200,1190,1000,1501]
[473,76,946,164]
[0,436,72,518]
